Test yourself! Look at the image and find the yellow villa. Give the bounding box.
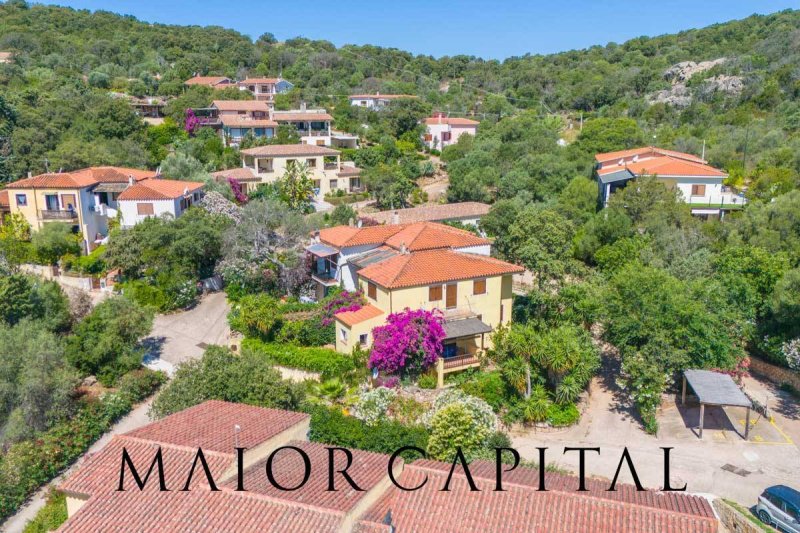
[315,222,523,386]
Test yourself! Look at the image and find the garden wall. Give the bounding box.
[749,357,800,391]
[713,499,767,533]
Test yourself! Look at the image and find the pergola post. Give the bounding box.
[698,403,705,438]
[682,375,687,405]
[745,407,751,440]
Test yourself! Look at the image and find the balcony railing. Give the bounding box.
[299,130,330,137]
[39,209,77,220]
[441,352,480,372]
[324,163,339,170]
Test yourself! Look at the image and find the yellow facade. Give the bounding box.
[334,273,514,353]
[242,153,358,196]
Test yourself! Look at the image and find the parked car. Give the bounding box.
[757,485,800,532]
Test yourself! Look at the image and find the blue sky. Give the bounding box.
[43,0,799,59]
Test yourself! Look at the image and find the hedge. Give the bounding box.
[22,489,67,533]
[308,407,429,461]
[242,338,357,379]
[0,368,164,522]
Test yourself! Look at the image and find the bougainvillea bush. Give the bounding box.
[321,288,364,326]
[369,308,445,375]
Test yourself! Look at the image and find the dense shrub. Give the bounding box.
[23,489,67,533]
[545,402,580,427]
[417,373,437,389]
[150,346,305,418]
[242,338,357,379]
[0,374,159,523]
[308,407,429,461]
[116,368,167,404]
[369,308,445,375]
[458,371,508,411]
[119,272,197,312]
[62,245,107,275]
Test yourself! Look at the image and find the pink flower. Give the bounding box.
[369,308,445,374]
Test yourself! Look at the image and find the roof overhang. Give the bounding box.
[306,243,339,258]
[683,369,752,407]
[443,318,493,340]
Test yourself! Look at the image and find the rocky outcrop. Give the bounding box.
[647,58,743,107]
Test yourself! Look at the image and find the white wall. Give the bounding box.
[119,198,178,227]
[424,123,477,150]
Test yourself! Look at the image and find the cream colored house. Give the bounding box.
[240,144,362,198]
[309,221,522,387]
[4,167,156,253]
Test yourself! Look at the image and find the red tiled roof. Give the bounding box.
[124,400,308,454]
[58,487,343,533]
[0,190,9,208]
[596,155,726,178]
[424,117,479,126]
[273,112,334,122]
[219,115,278,127]
[239,77,281,85]
[241,144,340,157]
[357,460,717,533]
[357,249,522,289]
[212,100,270,112]
[185,76,233,86]
[5,167,156,189]
[212,167,260,182]
[59,435,233,497]
[367,203,491,225]
[335,304,384,326]
[222,440,395,513]
[116,178,205,201]
[319,221,489,251]
[594,146,706,165]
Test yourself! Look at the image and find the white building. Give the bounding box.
[348,93,417,110]
[423,115,479,150]
[239,144,362,199]
[117,178,204,228]
[236,77,294,106]
[272,107,334,146]
[595,146,745,217]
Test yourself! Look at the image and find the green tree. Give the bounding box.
[575,117,645,154]
[505,208,575,288]
[278,162,315,213]
[149,345,305,418]
[65,296,153,385]
[31,223,81,265]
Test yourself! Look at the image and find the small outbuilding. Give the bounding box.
[682,369,753,440]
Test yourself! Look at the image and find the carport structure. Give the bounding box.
[682,369,753,440]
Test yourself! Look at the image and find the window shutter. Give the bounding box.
[368,282,377,300]
[429,285,442,301]
[137,203,155,215]
[473,279,486,295]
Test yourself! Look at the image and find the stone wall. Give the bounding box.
[713,499,769,533]
[750,357,800,391]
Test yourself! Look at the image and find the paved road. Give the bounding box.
[1,294,231,532]
[512,357,800,508]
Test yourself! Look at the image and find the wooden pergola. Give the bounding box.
[682,369,753,440]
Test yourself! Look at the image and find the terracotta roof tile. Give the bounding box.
[239,77,282,85]
[424,117,479,126]
[357,249,522,289]
[273,112,334,122]
[366,203,490,225]
[319,222,489,251]
[219,115,279,127]
[212,100,270,112]
[241,144,340,157]
[185,76,233,86]
[212,167,260,182]
[58,488,343,533]
[596,155,725,178]
[335,304,385,326]
[336,165,363,177]
[222,440,395,513]
[357,460,717,533]
[595,146,707,165]
[116,178,205,201]
[124,400,308,454]
[5,167,156,190]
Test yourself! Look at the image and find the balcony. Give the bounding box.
[299,130,330,137]
[324,162,339,170]
[39,209,78,221]
[312,267,339,286]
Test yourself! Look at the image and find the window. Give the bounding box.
[442,131,452,142]
[445,284,457,309]
[359,334,368,346]
[473,279,486,295]
[137,203,155,215]
[424,133,432,141]
[306,158,317,168]
[330,179,338,190]
[360,100,368,106]
[15,194,27,206]
[429,285,442,302]
[367,282,377,300]
[691,184,706,196]
[340,328,348,342]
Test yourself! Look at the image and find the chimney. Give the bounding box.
[27,171,32,178]
[300,101,307,111]
[391,211,400,225]
[348,217,354,227]
[357,219,363,228]
[128,176,135,185]
[400,242,407,254]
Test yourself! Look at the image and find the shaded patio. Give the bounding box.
[682,369,754,440]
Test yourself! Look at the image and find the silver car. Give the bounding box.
[757,485,800,532]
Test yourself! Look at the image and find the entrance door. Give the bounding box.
[446,283,457,309]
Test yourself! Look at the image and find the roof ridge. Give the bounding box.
[117,435,237,458]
